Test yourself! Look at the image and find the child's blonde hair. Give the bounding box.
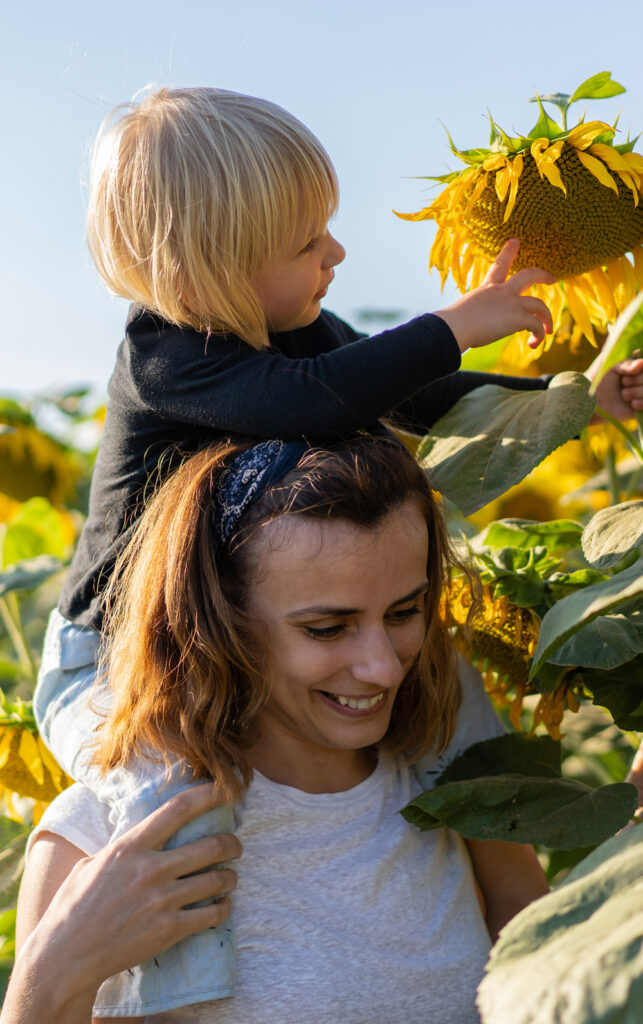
[88,87,338,346]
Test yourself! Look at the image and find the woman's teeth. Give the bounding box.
[326,693,384,710]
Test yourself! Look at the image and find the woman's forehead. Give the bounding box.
[250,501,429,595]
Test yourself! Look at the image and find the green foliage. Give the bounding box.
[478,827,643,1024]
[403,734,637,848]
[418,372,595,516]
[590,292,643,396]
[582,500,643,570]
[530,561,643,677]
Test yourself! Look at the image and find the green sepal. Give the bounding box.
[527,95,564,141]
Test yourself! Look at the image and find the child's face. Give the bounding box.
[251,224,345,333]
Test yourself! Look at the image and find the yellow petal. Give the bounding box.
[482,154,508,172]
[575,149,619,193]
[0,730,12,770]
[494,164,511,203]
[37,736,65,790]
[540,158,567,195]
[622,151,643,174]
[590,143,634,172]
[18,729,44,787]
[503,153,523,222]
[563,281,596,344]
[566,121,612,151]
[530,138,550,166]
[582,267,618,324]
[465,170,489,213]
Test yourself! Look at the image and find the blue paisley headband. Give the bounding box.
[215,439,308,544]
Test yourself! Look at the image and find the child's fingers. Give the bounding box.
[520,296,553,335]
[509,266,557,292]
[483,238,521,284]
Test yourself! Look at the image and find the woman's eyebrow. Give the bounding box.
[287,582,429,620]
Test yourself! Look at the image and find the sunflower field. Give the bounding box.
[1,70,643,1023]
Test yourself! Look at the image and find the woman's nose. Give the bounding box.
[350,629,405,689]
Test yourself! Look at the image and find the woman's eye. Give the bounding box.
[388,605,422,624]
[304,624,344,639]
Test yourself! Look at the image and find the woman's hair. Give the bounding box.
[95,435,474,802]
[87,87,338,345]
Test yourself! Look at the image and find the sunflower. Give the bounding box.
[447,577,581,738]
[398,72,643,348]
[0,694,71,824]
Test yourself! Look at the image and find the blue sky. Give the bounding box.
[3,0,643,395]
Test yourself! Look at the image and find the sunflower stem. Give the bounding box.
[605,444,621,505]
[0,596,37,684]
[636,411,643,461]
[596,406,643,463]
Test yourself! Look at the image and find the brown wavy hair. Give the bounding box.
[94,435,475,802]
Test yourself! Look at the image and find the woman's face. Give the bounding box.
[245,498,429,791]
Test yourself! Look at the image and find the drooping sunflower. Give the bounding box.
[0,694,71,824]
[447,576,581,739]
[398,72,643,348]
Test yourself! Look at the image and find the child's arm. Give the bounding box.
[128,241,554,440]
[464,838,550,943]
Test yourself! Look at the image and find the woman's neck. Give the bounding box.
[249,733,376,793]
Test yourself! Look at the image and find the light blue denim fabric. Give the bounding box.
[34,612,503,1017]
[34,609,237,1016]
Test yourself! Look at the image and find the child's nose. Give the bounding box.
[324,233,346,269]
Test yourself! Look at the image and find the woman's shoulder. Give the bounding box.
[413,656,505,789]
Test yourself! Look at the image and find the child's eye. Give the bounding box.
[299,238,317,255]
[304,623,344,639]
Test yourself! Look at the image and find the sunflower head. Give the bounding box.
[398,72,643,349]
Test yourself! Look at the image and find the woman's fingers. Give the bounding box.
[171,866,237,909]
[125,783,229,852]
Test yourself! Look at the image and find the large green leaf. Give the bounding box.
[0,555,64,597]
[402,775,635,849]
[582,501,643,570]
[438,733,561,781]
[402,735,636,849]
[529,561,643,678]
[418,374,595,515]
[583,657,643,730]
[477,827,643,1024]
[589,291,643,393]
[548,605,643,669]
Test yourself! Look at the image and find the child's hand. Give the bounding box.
[436,239,555,353]
[586,353,643,422]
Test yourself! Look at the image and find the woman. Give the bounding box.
[5,435,548,1023]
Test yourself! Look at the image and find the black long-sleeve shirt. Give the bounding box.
[59,306,548,629]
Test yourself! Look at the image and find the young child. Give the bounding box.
[32,87,643,1017]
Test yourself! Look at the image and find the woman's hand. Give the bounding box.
[2,784,241,1024]
[436,239,555,353]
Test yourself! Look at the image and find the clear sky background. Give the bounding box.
[3,0,643,397]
